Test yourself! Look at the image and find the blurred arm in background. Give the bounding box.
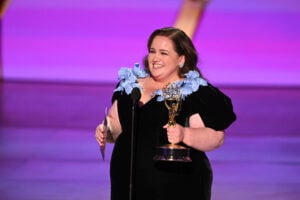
[174,0,210,39]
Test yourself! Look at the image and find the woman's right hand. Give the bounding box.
[95,122,107,147]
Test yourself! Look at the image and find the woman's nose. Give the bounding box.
[152,53,160,60]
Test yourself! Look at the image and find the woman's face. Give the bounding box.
[147,36,184,83]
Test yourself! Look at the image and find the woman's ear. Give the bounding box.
[179,56,185,68]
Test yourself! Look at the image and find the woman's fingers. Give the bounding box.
[163,123,180,144]
[95,123,106,146]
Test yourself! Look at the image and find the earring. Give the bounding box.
[179,63,184,68]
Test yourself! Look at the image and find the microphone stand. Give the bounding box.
[129,88,140,200]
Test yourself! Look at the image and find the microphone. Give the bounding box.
[131,87,141,104]
[129,87,140,200]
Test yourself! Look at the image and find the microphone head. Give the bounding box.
[131,88,141,104]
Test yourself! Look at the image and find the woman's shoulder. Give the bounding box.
[189,83,233,107]
[187,83,237,130]
[113,64,148,94]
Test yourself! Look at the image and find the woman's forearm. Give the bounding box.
[105,100,122,142]
[183,127,225,152]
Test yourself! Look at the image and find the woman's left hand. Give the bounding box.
[163,123,185,144]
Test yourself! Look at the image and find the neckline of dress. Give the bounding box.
[113,64,208,102]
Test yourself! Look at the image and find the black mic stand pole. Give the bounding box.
[129,88,140,200]
[129,102,136,200]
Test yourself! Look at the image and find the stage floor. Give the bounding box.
[1,81,300,200]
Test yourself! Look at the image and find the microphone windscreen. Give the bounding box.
[131,88,141,104]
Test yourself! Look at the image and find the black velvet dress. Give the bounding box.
[109,83,236,200]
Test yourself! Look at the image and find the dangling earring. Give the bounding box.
[179,63,184,68]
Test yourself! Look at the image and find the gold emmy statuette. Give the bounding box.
[153,83,192,162]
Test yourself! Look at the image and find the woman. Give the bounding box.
[95,27,236,200]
